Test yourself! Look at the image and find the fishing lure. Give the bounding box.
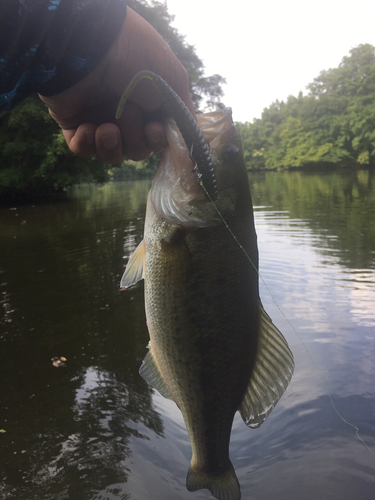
[116,70,218,201]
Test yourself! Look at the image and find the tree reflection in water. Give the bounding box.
[0,174,374,500]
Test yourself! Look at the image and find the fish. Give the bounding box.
[119,75,294,500]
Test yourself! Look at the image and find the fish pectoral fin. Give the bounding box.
[139,344,173,400]
[160,228,192,281]
[120,239,146,289]
[239,302,294,428]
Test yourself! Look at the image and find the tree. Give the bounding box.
[239,44,375,170]
[0,96,107,201]
[0,0,226,202]
[307,44,375,98]
[126,0,226,112]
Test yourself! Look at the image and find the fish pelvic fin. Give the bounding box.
[120,239,145,289]
[239,302,294,429]
[186,462,240,500]
[139,344,173,400]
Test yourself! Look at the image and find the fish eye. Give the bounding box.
[223,144,240,162]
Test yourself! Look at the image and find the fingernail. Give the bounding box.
[85,130,95,146]
[101,133,118,151]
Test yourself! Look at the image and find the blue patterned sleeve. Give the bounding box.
[0,0,127,111]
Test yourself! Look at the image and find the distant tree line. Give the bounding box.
[237,44,375,170]
[0,0,225,201]
[1,4,374,202]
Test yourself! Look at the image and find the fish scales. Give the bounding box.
[145,205,259,471]
[121,107,294,500]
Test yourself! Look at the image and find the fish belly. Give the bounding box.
[144,204,259,474]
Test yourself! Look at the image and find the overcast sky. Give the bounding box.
[166,0,375,122]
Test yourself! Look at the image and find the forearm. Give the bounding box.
[0,0,127,111]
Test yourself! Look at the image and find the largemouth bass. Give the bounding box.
[119,77,294,500]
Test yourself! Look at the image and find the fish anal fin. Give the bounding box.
[186,461,240,500]
[239,302,294,429]
[139,344,173,400]
[120,240,145,289]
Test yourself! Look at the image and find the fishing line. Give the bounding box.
[116,71,373,455]
[200,180,374,456]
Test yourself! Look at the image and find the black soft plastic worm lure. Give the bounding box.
[116,71,218,201]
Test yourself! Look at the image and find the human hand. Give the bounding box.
[39,8,196,164]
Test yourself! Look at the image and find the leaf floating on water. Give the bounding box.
[51,357,67,368]
[0,429,6,433]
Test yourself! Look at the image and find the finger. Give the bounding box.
[95,123,124,164]
[62,123,97,157]
[144,121,167,152]
[117,9,197,120]
[118,102,151,161]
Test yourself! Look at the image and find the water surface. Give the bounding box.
[1,171,374,499]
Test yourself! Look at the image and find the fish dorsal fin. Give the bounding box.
[139,344,173,400]
[239,302,294,428]
[120,240,146,289]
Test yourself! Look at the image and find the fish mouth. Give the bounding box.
[116,71,218,201]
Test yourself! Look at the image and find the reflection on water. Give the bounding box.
[1,171,375,499]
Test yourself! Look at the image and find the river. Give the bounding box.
[1,169,375,499]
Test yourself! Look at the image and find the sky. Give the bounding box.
[165,0,375,123]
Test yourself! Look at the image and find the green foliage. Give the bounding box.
[127,0,226,112]
[1,0,226,202]
[110,154,160,181]
[239,44,375,170]
[0,96,107,202]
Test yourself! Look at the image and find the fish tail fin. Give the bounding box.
[186,462,240,500]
